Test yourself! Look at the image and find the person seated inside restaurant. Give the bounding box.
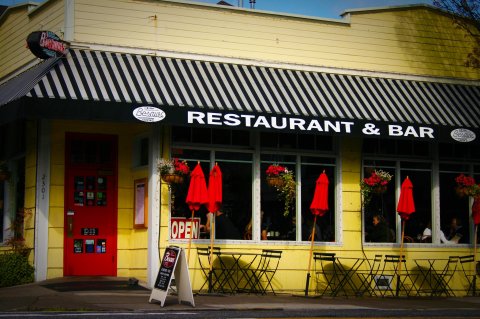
[365,214,391,243]
[446,217,469,244]
[205,210,242,240]
[421,222,451,244]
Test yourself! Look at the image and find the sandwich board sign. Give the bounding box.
[149,246,195,307]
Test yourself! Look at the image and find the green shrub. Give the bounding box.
[0,252,34,287]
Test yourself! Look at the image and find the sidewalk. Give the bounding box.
[0,277,479,313]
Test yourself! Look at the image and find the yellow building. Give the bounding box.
[0,0,479,296]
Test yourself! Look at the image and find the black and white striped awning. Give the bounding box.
[2,48,480,142]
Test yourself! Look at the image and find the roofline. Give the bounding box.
[341,3,443,16]
[0,1,41,24]
[158,0,349,25]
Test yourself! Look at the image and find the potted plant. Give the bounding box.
[157,158,190,184]
[266,164,296,216]
[360,169,393,208]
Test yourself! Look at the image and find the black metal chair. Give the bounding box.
[313,252,342,296]
[376,255,417,297]
[250,249,282,295]
[432,256,459,297]
[356,254,383,297]
[459,255,478,296]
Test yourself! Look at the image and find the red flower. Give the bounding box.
[173,158,190,176]
[266,164,287,177]
[455,174,480,197]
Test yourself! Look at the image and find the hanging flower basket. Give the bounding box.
[266,176,284,187]
[455,174,480,197]
[157,158,189,185]
[360,169,392,208]
[161,173,184,184]
[372,185,387,194]
[266,164,296,216]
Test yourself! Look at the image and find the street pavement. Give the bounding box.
[0,277,479,317]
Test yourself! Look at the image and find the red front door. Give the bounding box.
[64,133,118,276]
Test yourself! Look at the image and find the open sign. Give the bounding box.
[170,217,201,239]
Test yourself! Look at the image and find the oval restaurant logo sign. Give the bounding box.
[26,31,68,59]
[133,106,166,122]
[162,250,176,269]
[451,128,476,143]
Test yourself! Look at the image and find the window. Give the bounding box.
[400,162,432,242]
[260,155,296,241]
[439,143,480,245]
[439,165,470,244]
[300,157,336,242]
[170,148,252,241]
[170,128,338,243]
[172,126,251,147]
[260,155,337,242]
[260,132,333,152]
[363,139,480,245]
[362,160,432,244]
[133,136,149,167]
[363,161,396,243]
[363,138,431,158]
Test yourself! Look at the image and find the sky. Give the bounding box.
[0,0,435,19]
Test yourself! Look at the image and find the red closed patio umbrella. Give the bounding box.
[396,176,415,296]
[207,164,222,292]
[305,171,329,296]
[186,162,208,262]
[207,164,222,214]
[397,176,415,222]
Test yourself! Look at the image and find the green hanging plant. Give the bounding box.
[266,164,296,216]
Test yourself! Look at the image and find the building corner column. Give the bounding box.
[147,125,161,288]
[34,120,51,281]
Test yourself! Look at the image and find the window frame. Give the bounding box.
[169,132,341,245]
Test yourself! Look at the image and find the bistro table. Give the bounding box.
[414,257,458,297]
[313,252,366,297]
[217,251,261,293]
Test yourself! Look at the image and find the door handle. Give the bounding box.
[67,210,74,237]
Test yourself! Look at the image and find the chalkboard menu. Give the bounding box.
[154,246,180,291]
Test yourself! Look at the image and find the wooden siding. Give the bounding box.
[0,1,64,79]
[72,0,479,80]
[1,0,478,80]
